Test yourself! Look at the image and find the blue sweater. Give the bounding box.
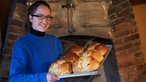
[9,33,64,82]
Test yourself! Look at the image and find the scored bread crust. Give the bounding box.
[91,50,104,63]
[86,42,100,51]
[83,50,103,63]
[73,56,99,73]
[48,59,72,75]
[72,58,82,73]
[95,44,108,56]
[81,56,99,72]
[60,52,79,64]
[66,45,84,57]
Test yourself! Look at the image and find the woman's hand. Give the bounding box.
[46,73,60,82]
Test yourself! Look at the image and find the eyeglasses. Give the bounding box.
[31,15,53,21]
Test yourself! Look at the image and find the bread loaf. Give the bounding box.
[86,42,100,51]
[60,52,79,64]
[95,44,108,56]
[48,42,109,75]
[83,50,103,63]
[73,56,99,73]
[48,59,72,75]
[66,45,84,57]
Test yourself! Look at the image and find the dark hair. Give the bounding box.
[26,1,51,29]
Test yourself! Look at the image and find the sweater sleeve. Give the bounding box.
[9,42,47,82]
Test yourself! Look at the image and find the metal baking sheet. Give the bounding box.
[58,71,99,78]
[58,45,112,79]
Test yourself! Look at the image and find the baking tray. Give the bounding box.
[58,71,99,78]
[58,45,113,79]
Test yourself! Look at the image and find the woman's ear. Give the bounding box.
[29,15,33,22]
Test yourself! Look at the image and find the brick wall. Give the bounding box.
[109,0,145,82]
[0,0,146,82]
[0,3,27,82]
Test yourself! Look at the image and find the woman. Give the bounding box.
[9,1,64,82]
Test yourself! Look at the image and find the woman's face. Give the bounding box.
[29,5,52,32]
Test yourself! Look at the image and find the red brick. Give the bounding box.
[11,18,25,27]
[118,68,129,82]
[127,65,139,82]
[7,33,18,41]
[114,29,130,39]
[115,22,130,31]
[132,39,141,47]
[140,77,146,82]
[129,26,138,34]
[124,33,140,42]
[123,42,132,49]
[8,26,23,34]
[137,64,146,71]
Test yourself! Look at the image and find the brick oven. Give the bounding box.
[0,0,146,82]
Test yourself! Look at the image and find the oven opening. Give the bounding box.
[59,35,120,82]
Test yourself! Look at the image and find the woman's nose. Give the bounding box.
[42,18,48,23]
